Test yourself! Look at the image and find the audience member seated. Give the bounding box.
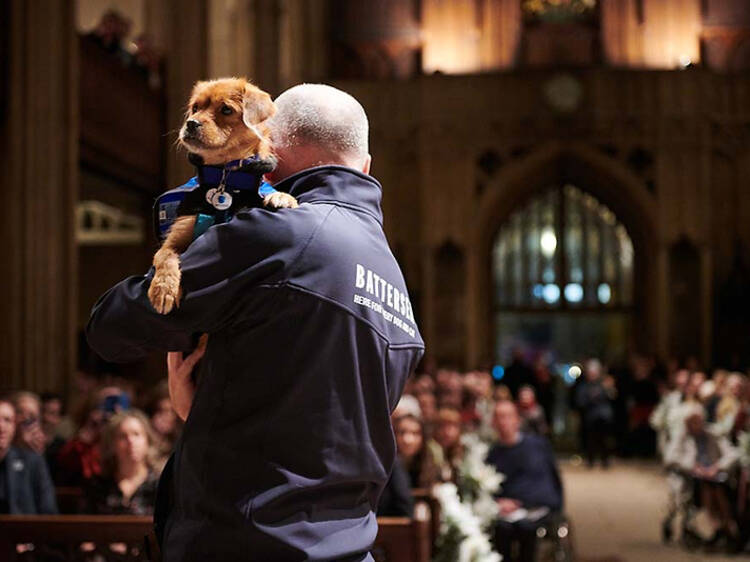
[415,390,437,435]
[0,396,58,514]
[665,404,740,549]
[431,408,464,483]
[392,394,422,420]
[12,391,46,455]
[650,368,689,459]
[461,371,495,440]
[40,392,69,477]
[411,373,436,396]
[86,409,159,515]
[144,382,181,470]
[435,370,463,410]
[711,373,745,438]
[377,454,415,517]
[487,400,563,562]
[517,385,548,436]
[493,384,512,403]
[55,393,105,485]
[394,414,439,489]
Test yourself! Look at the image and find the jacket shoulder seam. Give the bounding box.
[284,282,423,348]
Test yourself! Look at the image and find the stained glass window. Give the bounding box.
[493,185,634,363]
[493,185,634,310]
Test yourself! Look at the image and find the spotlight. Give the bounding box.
[568,365,582,379]
[492,365,505,381]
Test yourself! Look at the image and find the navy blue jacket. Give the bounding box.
[0,446,58,514]
[86,166,424,562]
[486,434,563,512]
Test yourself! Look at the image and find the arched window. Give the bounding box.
[492,185,634,362]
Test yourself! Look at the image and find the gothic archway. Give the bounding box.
[492,184,634,363]
[470,141,659,365]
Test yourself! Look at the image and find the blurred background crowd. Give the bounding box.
[7,345,750,559]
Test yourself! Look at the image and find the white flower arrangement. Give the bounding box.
[432,433,505,562]
[432,483,502,562]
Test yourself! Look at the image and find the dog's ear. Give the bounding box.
[242,84,276,128]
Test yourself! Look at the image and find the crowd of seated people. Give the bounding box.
[381,366,565,561]
[651,366,750,554]
[0,373,182,522]
[8,351,750,560]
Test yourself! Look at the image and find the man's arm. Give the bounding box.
[167,335,208,421]
[86,209,295,362]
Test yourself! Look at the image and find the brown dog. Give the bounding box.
[148,78,297,314]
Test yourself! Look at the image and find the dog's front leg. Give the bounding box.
[149,215,197,314]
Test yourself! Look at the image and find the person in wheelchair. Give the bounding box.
[487,400,564,562]
[665,404,740,550]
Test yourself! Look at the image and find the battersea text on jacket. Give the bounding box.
[86,166,425,562]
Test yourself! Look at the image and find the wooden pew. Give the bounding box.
[412,487,441,549]
[0,508,432,562]
[0,514,153,561]
[372,502,432,562]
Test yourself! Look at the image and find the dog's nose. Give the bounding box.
[186,119,202,134]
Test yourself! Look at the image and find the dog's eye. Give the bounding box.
[191,104,199,113]
[220,104,233,115]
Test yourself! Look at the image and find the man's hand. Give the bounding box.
[167,334,208,422]
[497,498,522,515]
[17,420,45,454]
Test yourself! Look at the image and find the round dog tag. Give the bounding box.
[206,188,232,210]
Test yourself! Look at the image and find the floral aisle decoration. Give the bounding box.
[432,434,505,562]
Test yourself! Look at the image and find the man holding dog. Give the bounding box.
[87,84,424,561]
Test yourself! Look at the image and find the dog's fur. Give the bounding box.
[148,78,297,314]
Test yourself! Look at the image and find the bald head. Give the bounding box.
[266,84,371,184]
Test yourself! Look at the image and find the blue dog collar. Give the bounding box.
[197,156,268,191]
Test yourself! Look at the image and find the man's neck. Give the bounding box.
[499,432,521,446]
[0,446,8,462]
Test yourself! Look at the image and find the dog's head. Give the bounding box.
[179,77,275,164]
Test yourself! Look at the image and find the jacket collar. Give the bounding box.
[274,166,384,225]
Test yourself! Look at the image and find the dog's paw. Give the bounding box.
[263,192,298,210]
[148,267,182,315]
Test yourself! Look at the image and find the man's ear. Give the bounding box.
[242,84,276,128]
[362,154,372,175]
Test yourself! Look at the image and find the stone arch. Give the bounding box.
[469,140,660,364]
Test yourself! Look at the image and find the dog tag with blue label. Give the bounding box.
[206,188,232,210]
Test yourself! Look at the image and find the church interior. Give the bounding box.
[3,1,750,561]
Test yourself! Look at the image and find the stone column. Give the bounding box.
[159,0,209,187]
[1,0,78,393]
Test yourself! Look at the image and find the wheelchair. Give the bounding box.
[534,513,575,562]
[674,469,741,553]
[493,512,575,562]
